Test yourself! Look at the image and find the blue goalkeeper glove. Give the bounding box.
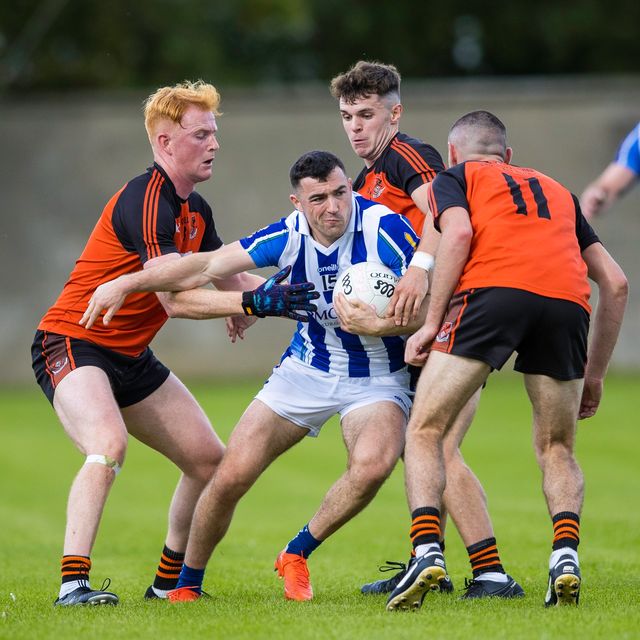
[242,265,319,322]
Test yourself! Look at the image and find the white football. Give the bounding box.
[333,261,399,318]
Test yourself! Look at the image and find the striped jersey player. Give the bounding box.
[240,188,418,378]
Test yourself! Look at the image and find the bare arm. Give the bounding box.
[578,243,628,418]
[580,163,637,219]
[388,182,440,326]
[210,271,265,342]
[206,269,266,340]
[144,249,261,319]
[405,207,472,366]
[80,242,256,327]
[80,242,319,327]
[143,241,257,293]
[211,270,265,292]
[333,292,428,337]
[412,183,440,257]
[158,287,244,320]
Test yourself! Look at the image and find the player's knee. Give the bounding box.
[191,458,218,486]
[213,463,256,501]
[84,453,123,476]
[91,433,127,465]
[185,448,224,485]
[407,417,446,439]
[174,435,224,483]
[350,455,396,490]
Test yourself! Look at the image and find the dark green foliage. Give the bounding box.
[1,0,639,91]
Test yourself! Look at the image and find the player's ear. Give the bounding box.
[504,147,513,164]
[157,133,171,154]
[290,193,302,211]
[390,103,403,124]
[448,141,458,167]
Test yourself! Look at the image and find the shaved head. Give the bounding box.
[448,110,508,160]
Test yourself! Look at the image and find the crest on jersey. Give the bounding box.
[189,214,198,240]
[435,322,453,343]
[405,233,417,250]
[372,176,385,199]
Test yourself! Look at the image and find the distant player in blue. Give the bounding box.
[82,150,428,603]
[581,121,640,219]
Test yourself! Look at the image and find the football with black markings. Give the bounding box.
[333,261,399,318]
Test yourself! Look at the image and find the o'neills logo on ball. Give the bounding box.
[435,322,453,343]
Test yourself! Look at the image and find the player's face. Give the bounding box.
[291,168,353,247]
[170,105,219,186]
[339,95,401,167]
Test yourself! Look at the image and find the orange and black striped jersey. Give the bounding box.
[429,160,600,312]
[39,163,223,356]
[353,132,444,236]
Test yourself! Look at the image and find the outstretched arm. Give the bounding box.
[80,242,253,326]
[405,207,472,366]
[150,252,268,322]
[80,239,318,327]
[580,163,637,219]
[578,243,628,418]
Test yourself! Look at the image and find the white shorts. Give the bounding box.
[255,356,412,437]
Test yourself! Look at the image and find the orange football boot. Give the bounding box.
[274,550,313,601]
[167,586,201,602]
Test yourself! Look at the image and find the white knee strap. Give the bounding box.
[85,454,121,475]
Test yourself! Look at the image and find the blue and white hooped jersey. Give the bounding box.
[615,122,640,176]
[240,193,419,377]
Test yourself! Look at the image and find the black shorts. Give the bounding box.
[31,330,171,407]
[431,287,589,380]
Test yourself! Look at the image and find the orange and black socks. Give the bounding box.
[410,507,441,549]
[152,545,185,591]
[61,555,91,584]
[552,512,580,550]
[466,537,505,577]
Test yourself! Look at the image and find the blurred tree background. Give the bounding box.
[1,0,639,91]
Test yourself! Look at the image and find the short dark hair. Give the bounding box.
[450,110,506,136]
[289,151,346,189]
[330,60,401,104]
[449,110,507,156]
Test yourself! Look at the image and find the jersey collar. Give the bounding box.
[148,162,184,207]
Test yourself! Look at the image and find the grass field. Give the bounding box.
[1,372,638,639]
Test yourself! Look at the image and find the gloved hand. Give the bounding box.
[242,265,320,322]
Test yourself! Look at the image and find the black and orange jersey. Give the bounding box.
[39,162,223,356]
[353,132,445,236]
[429,160,600,312]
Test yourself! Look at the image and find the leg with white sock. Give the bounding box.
[53,367,124,605]
[525,373,584,606]
[387,352,490,611]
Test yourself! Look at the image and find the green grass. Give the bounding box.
[1,372,639,639]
